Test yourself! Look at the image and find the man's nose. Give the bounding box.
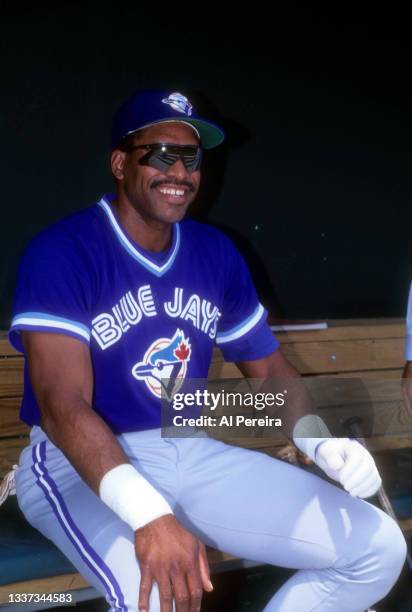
[165,158,189,180]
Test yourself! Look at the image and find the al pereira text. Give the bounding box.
[172,415,283,428]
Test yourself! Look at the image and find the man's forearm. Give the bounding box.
[40,394,129,494]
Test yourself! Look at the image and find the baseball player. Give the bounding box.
[9,90,406,612]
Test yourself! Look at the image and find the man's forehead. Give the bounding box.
[133,121,200,144]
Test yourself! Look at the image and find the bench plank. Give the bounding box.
[0,437,28,478]
[0,357,24,398]
[0,573,89,603]
[0,398,29,438]
[280,338,404,374]
[272,318,405,343]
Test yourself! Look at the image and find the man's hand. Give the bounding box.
[314,438,382,498]
[135,514,213,612]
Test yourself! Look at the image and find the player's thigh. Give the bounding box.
[175,438,390,569]
[16,439,166,612]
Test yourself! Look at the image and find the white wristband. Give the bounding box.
[99,464,173,531]
[293,437,329,462]
[292,414,332,462]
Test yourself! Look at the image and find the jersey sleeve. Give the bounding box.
[8,230,93,353]
[406,281,412,361]
[215,235,279,362]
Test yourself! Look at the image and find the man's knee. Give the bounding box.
[342,510,407,602]
[371,514,407,585]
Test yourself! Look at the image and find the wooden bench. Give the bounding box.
[1,318,411,606]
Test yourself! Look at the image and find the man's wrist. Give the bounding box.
[99,463,173,531]
[294,437,330,463]
[292,414,333,462]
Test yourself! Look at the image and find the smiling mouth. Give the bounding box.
[155,184,191,204]
[158,187,186,196]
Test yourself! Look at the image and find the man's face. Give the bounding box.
[112,122,201,224]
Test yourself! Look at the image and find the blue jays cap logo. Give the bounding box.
[161,92,193,116]
[132,329,191,400]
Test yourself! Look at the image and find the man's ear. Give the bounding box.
[111,150,126,180]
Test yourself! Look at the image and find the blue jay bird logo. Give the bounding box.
[161,92,193,116]
[132,329,191,399]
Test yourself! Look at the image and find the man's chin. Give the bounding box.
[154,200,192,224]
[164,205,190,224]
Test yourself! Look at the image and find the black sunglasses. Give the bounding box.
[126,143,203,174]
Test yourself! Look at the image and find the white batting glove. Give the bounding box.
[314,438,382,499]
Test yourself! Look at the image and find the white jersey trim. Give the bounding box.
[215,303,265,344]
[11,313,91,343]
[98,197,180,277]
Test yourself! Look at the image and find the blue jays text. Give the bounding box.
[90,285,222,350]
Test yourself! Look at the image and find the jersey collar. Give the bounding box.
[98,195,181,277]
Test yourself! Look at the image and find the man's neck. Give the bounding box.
[112,198,172,253]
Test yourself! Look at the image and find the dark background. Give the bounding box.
[2,4,411,328]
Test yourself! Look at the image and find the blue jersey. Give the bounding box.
[9,194,279,433]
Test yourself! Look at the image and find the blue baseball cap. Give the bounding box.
[111,89,225,150]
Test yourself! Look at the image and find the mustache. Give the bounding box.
[151,178,195,192]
